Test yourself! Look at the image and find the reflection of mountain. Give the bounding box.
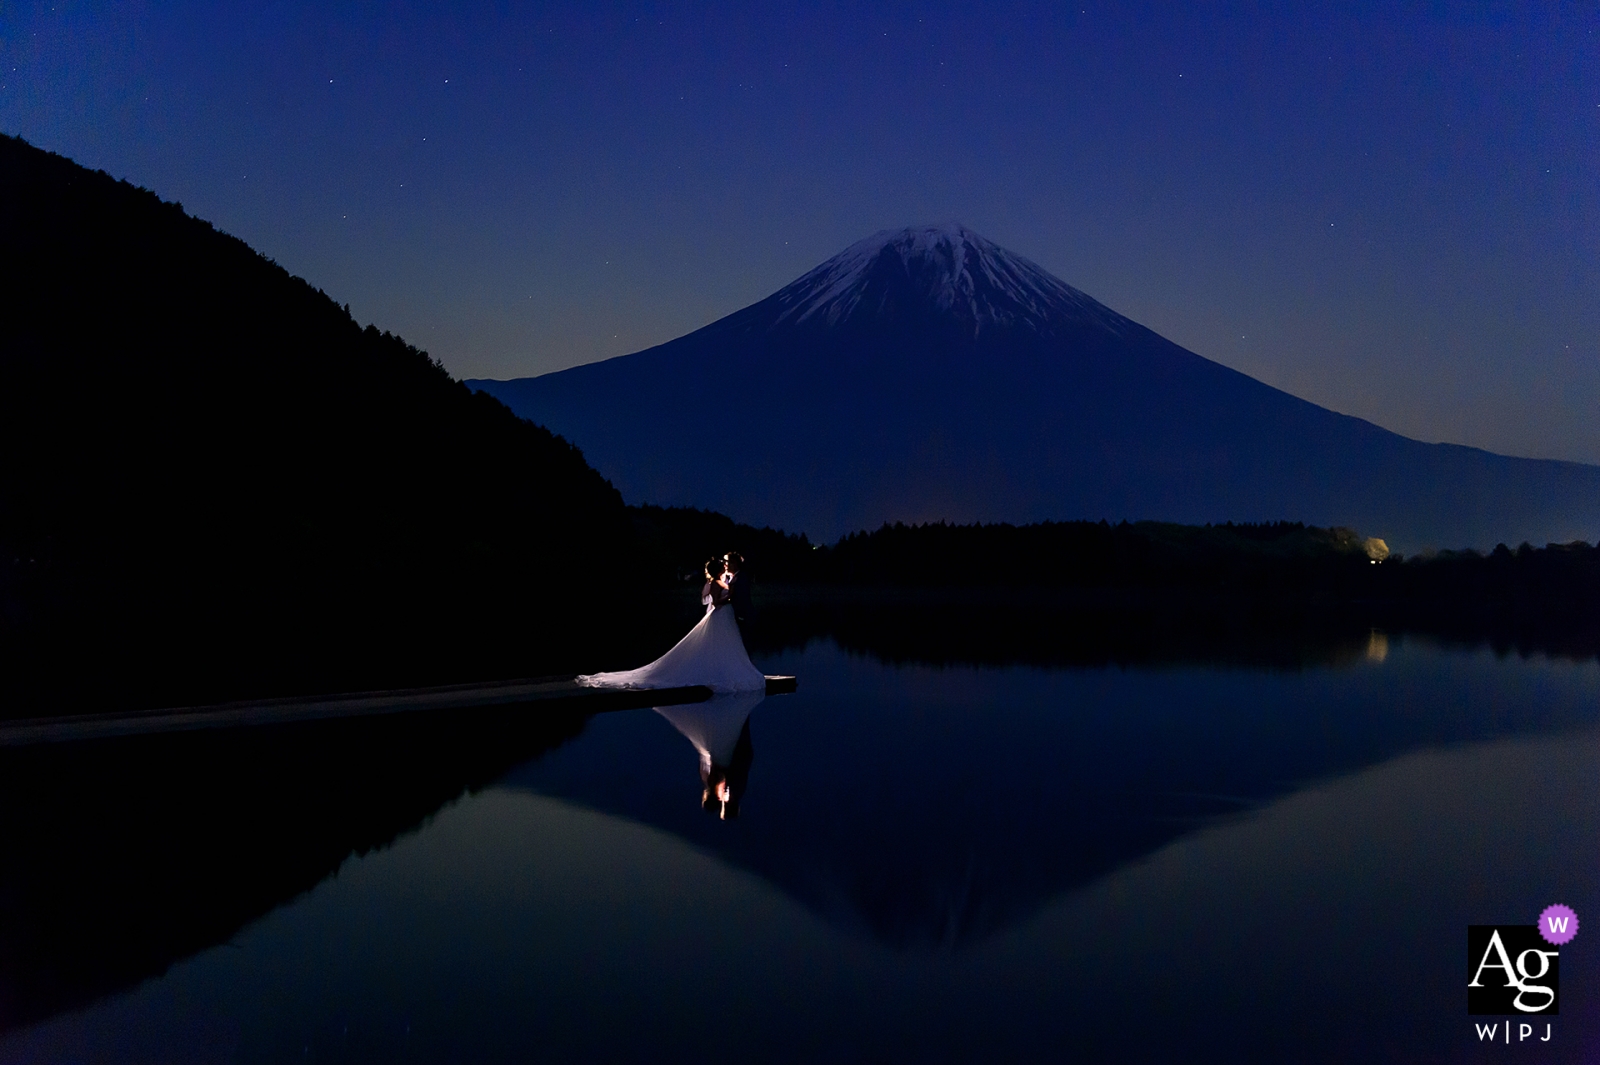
[504,640,1600,951]
[0,705,588,1034]
[504,714,1253,949]
[473,224,1600,552]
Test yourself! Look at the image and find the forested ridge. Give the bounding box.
[0,134,641,711]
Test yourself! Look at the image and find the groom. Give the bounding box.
[723,551,753,636]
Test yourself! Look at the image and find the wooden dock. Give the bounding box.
[0,675,798,748]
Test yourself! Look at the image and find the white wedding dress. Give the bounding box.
[577,586,767,693]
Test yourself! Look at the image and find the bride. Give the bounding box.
[578,559,767,693]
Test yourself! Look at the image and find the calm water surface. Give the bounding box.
[2,633,1597,1063]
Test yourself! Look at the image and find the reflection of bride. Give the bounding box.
[577,559,767,693]
[656,691,764,820]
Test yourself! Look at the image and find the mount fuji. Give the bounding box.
[471,224,1600,550]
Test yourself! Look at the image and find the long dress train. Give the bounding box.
[577,595,766,693]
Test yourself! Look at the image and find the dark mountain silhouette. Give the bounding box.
[472,224,1600,551]
[0,134,650,713]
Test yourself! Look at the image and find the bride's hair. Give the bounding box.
[704,558,724,581]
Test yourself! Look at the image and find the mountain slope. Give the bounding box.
[0,134,633,711]
[473,224,1600,550]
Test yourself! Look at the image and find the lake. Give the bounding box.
[0,623,1595,1063]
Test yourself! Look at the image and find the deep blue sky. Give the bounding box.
[3,2,1596,463]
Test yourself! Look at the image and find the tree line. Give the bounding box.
[633,506,1600,618]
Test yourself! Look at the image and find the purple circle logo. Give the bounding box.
[1539,904,1579,946]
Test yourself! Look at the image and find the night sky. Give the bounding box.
[3,2,1596,464]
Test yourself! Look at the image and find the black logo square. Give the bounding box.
[1469,925,1559,1015]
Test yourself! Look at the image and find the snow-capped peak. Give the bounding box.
[768,224,1129,338]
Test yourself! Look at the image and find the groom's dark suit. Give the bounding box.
[727,568,754,634]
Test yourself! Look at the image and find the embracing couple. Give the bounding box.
[704,552,752,630]
[577,551,765,693]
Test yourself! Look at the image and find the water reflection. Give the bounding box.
[511,638,1600,951]
[1,617,1598,1059]
[0,702,589,1035]
[5,728,1593,1063]
[655,692,764,820]
[746,596,1600,673]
